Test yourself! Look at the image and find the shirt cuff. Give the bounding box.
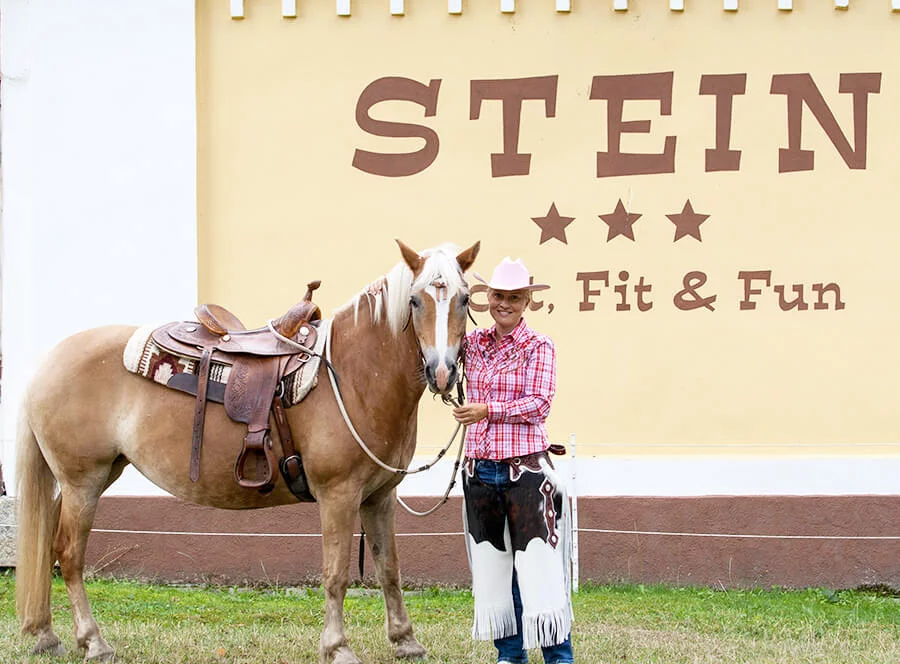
[487,402,505,422]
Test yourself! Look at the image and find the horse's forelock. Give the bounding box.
[411,244,466,293]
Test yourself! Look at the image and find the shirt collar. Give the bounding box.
[486,317,530,346]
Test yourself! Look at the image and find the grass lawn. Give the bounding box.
[1,572,899,663]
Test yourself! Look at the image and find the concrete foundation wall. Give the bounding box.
[0,497,14,567]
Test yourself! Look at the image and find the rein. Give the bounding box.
[270,297,470,518]
[321,315,463,475]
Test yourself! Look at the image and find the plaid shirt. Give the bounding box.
[463,318,557,460]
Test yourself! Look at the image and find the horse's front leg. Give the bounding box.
[359,488,426,660]
[318,492,363,664]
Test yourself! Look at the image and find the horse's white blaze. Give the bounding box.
[426,284,451,356]
[425,283,455,390]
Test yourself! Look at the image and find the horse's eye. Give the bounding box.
[410,296,422,309]
[459,293,470,308]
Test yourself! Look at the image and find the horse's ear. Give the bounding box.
[456,241,480,273]
[396,239,425,275]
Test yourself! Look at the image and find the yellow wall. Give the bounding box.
[197,0,900,455]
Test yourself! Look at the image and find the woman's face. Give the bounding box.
[488,288,529,334]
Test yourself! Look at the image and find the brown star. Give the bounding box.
[666,200,710,242]
[599,199,641,241]
[532,203,575,245]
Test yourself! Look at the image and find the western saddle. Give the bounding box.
[149,281,323,500]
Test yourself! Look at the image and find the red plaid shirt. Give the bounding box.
[463,318,557,460]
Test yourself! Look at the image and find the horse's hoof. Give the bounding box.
[84,639,117,662]
[331,645,363,664]
[394,638,427,660]
[32,634,66,657]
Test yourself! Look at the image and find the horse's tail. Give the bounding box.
[15,404,61,635]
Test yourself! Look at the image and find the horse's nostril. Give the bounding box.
[424,364,435,383]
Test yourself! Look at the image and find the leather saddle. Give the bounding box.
[150,281,322,500]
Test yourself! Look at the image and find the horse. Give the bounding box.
[16,239,480,663]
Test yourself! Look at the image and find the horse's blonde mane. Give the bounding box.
[337,243,466,335]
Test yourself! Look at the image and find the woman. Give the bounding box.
[453,257,574,664]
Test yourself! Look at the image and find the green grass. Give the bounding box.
[2,571,899,663]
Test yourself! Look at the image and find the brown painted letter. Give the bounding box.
[738,270,771,311]
[352,77,442,177]
[591,72,676,178]
[470,76,558,177]
[769,73,881,172]
[700,74,746,172]
[576,271,610,311]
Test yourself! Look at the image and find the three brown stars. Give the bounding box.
[666,199,709,242]
[530,199,711,244]
[599,199,641,241]
[532,202,575,245]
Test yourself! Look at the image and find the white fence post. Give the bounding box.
[569,433,579,592]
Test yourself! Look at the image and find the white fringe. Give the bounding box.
[558,480,575,622]
[472,604,517,642]
[521,606,572,649]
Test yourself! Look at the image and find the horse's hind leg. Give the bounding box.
[55,461,126,661]
[359,488,426,660]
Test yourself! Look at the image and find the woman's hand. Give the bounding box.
[453,403,489,425]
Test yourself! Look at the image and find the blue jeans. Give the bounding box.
[474,460,574,664]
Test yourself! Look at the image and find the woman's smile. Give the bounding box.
[488,289,529,336]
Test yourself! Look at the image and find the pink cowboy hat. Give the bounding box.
[473,257,550,291]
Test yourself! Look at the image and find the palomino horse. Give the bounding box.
[16,240,480,663]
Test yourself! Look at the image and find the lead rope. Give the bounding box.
[396,343,468,517]
[395,422,466,517]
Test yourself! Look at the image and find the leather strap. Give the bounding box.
[273,392,315,502]
[271,396,296,459]
[190,346,213,482]
[228,356,281,489]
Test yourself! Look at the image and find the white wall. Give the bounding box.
[0,1,198,494]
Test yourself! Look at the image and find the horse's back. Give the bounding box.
[27,324,138,409]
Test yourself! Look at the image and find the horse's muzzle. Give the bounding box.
[424,360,458,395]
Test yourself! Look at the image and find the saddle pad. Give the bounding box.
[123,320,330,407]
